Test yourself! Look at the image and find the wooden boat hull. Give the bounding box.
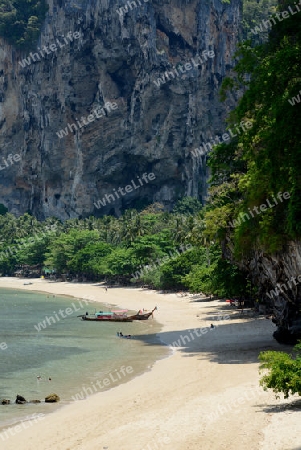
[129,307,157,320]
[81,316,133,322]
[80,306,156,322]
[129,312,153,320]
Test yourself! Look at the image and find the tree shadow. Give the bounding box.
[192,298,267,322]
[258,398,301,414]
[127,295,294,365]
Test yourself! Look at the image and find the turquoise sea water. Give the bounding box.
[0,288,168,428]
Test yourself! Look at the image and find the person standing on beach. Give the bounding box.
[238,299,244,313]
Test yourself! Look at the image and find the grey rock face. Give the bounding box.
[0,0,241,220]
[235,242,301,343]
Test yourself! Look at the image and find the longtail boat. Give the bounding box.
[80,311,133,322]
[128,306,157,321]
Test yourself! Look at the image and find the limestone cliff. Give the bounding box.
[0,0,241,220]
[223,239,301,343]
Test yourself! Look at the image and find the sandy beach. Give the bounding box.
[0,277,300,450]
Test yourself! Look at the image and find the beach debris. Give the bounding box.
[1,399,10,405]
[15,394,27,404]
[45,393,60,403]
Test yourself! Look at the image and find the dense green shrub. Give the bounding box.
[0,0,48,48]
[259,343,301,398]
[0,206,249,294]
[206,3,301,255]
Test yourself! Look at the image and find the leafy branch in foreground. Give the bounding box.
[259,343,301,399]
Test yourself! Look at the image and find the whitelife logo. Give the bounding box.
[228,192,290,228]
[0,413,45,442]
[18,31,82,68]
[56,102,118,139]
[0,342,7,351]
[116,0,149,17]
[170,314,230,348]
[153,50,215,87]
[71,366,134,400]
[288,89,301,106]
[34,298,92,332]
[131,245,192,280]
[266,274,301,299]
[0,153,21,171]
[0,225,58,262]
[94,172,156,209]
[250,1,301,35]
[191,121,252,158]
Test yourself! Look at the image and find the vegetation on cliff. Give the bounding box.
[204,0,301,256]
[0,0,48,48]
[242,0,278,43]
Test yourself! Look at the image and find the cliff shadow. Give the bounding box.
[133,318,289,365]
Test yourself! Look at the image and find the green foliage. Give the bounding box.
[0,205,249,295]
[0,204,8,215]
[241,0,278,44]
[130,234,170,260]
[183,247,249,297]
[259,343,301,398]
[67,242,112,275]
[158,246,199,290]
[97,247,137,276]
[17,235,53,266]
[0,214,60,274]
[138,268,163,289]
[0,0,48,49]
[206,8,301,256]
[45,230,101,274]
[172,197,202,216]
[217,0,278,45]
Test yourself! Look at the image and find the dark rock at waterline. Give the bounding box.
[15,394,27,404]
[29,400,41,403]
[1,399,10,405]
[45,393,60,403]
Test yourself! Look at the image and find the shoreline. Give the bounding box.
[0,277,300,450]
[0,280,168,432]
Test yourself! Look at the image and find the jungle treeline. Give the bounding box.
[0,199,250,297]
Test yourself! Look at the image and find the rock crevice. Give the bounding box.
[0,0,241,219]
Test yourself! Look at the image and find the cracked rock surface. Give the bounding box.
[0,0,241,220]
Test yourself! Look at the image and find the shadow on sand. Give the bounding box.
[258,398,301,414]
[133,299,291,366]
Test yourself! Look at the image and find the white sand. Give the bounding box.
[0,277,300,450]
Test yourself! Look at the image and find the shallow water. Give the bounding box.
[0,288,168,428]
